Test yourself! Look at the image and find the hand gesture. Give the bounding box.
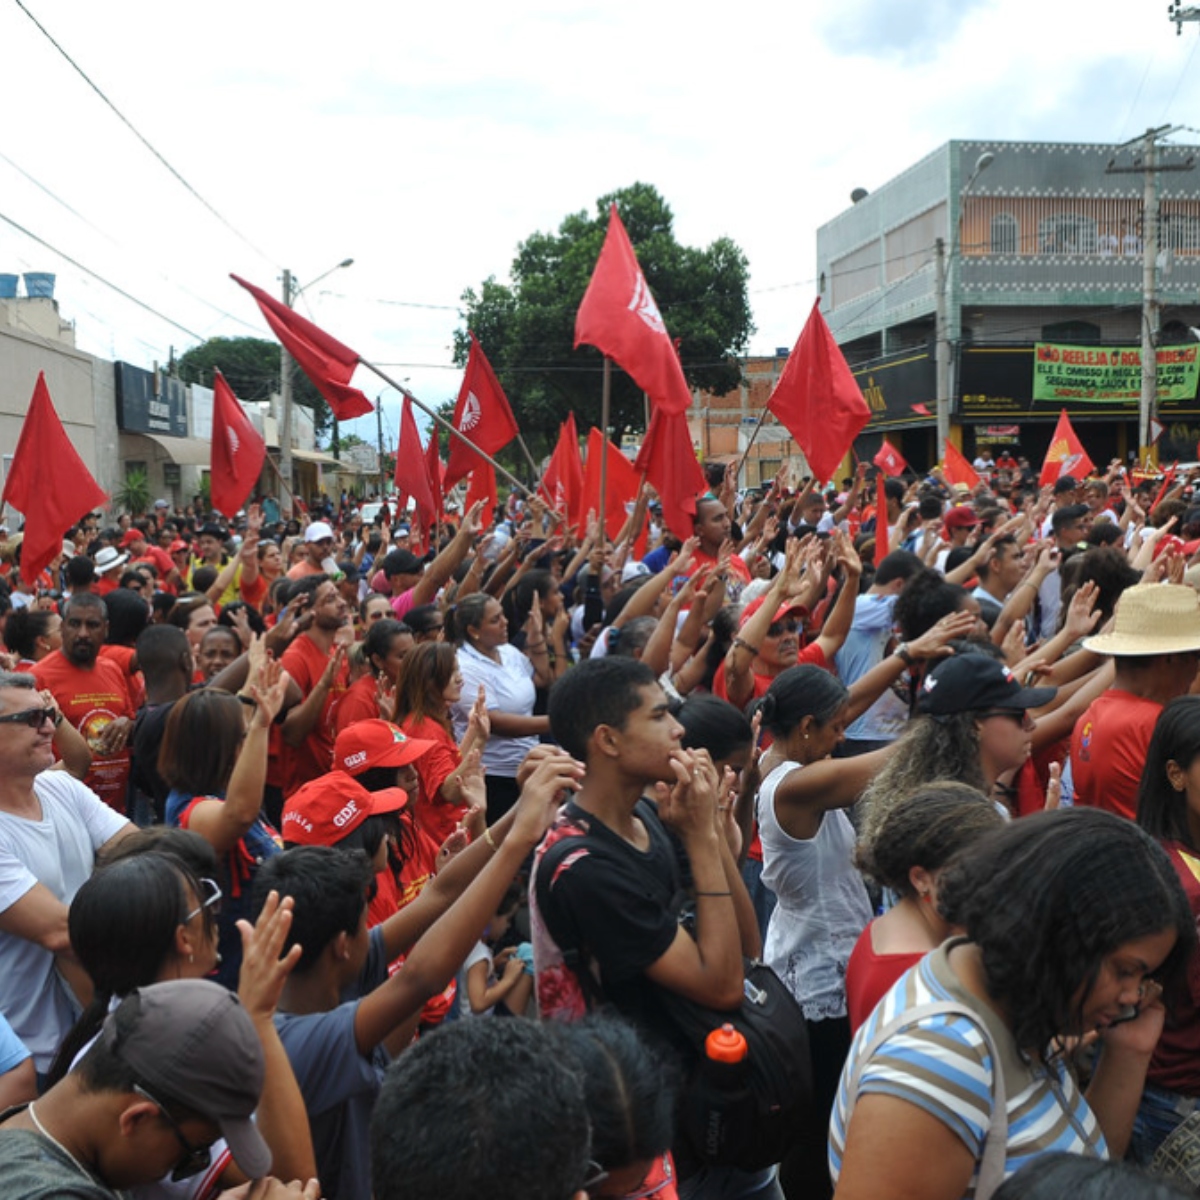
[1043,761,1063,811]
[376,678,397,723]
[655,748,721,845]
[523,599,545,644]
[249,659,290,729]
[461,500,486,538]
[466,687,491,742]
[1063,580,1102,642]
[669,536,699,580]
[905,610,978,661]
[246,502,264,534]
[434,826,470,873]
[229,606,254,650]
[510,750,585,848]
[236,890,302,1021]
[458,747,486,811]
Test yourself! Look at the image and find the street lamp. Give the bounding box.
[279,258,354,517]
[935,152,993,454]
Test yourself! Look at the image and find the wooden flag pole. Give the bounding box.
[264,451,299,513]
[598,358,612,544]
[514,433,542,482]
[359,357,537,502]
[732,404,771,481]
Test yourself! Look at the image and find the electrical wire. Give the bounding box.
[12,0,277,268]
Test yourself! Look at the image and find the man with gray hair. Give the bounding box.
[0,671,132,1083]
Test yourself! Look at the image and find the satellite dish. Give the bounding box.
[850,188,869,204]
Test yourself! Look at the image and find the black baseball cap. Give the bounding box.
[917,654,1057,720]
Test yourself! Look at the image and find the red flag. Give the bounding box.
[1,373,107,583]
[210,370,266,518]
[911,403,932,416]
[1151,461,1180,513]
[634,408,705,540]
[423,425,444,502]
[540,413,584,527]
[767,300,870,484]
[872,439,908,477]
[443,333,520,491]
[464,460,497,528]
[581,429,640,541]
[394,398,437,529]
[231,274,373,420]
[1039,409,1096,487]
[874,473,890,568]
[574,205,692,416]
[942,441,981,490]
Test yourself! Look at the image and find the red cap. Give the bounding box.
[943,505,979,532]
[334,720,436,776]
[738,595,806,630]
[120,528,144,549]
[169,539,189,554]
[281,772,408,846]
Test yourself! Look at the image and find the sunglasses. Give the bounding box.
[0,707,57,729]
[184,877,223,924]
[978,709,1034,730]
[766,619,801,637]
[133,1084,213,1182]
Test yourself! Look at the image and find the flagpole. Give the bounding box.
[733,405,771,482]
[599,358,611,545]
[264,452,298,513]
[514,433,542,483]
[358,357,535,501]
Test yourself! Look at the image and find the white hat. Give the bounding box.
[1083,583,1200,657]
[94,546,129,575]
[304,521,335,543]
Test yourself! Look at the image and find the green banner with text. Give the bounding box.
[1033,342,1200,403]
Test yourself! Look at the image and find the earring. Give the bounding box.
[919,892,931,904]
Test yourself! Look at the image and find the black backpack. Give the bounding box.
[538,821,813,1171]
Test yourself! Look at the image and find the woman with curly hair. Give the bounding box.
[831,807,1196,1200]
[846,782,1004,1031]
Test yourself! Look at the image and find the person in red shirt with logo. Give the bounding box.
[119,525,180,593]
[33,594,137,813]
[279,576,352,796]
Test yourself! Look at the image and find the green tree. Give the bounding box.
[175,336,331,436]
[454,183,753,461]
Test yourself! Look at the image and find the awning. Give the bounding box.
[289,448,342,466]
[123,431,212,466]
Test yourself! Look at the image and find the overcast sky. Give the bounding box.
[1,0,1197,449]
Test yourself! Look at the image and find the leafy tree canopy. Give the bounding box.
[454,182,754,460]
[175,336,330,436]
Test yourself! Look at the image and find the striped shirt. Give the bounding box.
[829,940,1106,1197]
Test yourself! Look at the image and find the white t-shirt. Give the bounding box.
[459,941,495,1019]
[0,771,127,1072]
[452,642,538,777]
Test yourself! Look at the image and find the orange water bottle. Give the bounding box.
[692,1023,751,1163]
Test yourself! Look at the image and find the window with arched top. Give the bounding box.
[990,213,1018,255]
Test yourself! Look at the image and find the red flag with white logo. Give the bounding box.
[210,370,266,518]
[1039,409,1096,487]
[394,398,437,531]
[574,205,692,416]
[443,333,520,492]
[872,439,908,478]
[1,373,107,583]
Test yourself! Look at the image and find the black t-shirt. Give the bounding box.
[534,798,688,1046]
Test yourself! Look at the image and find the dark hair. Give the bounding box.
[370,1017,591,1200]
[103,588,150,647]
[166,594,211,632]
[1137,695,1200,847]
[135,625,191,687]
[609,615,657,659]
[218,601,266,636]
[365,619,412,678]
[63,592,106,621]
[190,566,218,594]
[507,570,558,629]
[874,550,923,587]
[855,782,1003,893]
[554,1016,675,1174]
[992,1152,1193,1200]
[894,569,971,640]
[2,608,55,660]
[451,592,494,646]
[677,694,754,765]
[975,534,1017,582]
[394,641,458,733]
[252,846,374,974]
[96,826,220,880]
[1052,503,1090,534]
[65,556,96,587]
[758,664,849,739]
[548,657,658,761]
[158,689,244,795]
[937,808,1196,1051]
[50,854,201,1086]
[404,604,445,637]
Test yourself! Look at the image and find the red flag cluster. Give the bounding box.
[1,373,107,584]
[540,414,584,528]
[767,300,870,485]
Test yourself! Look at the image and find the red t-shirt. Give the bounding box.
[279,635,349,796]
[99,644,145,711]
[239,573,269,612]
[1149,840,1200,1093]
[1071,690,1162,821]
[33,651,137,812]
[398,713,466,848]
[335,673,381,733]
[845,921,926,1033]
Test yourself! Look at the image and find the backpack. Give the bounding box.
[538,817,813,1171]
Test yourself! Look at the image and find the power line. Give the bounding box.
[13,0,277,269]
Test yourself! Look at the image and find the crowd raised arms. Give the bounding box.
[4,461,1200,1198]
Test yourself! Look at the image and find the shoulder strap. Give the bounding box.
[843,999,1008,1200]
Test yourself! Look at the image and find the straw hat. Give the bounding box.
[1082,583,1200,657]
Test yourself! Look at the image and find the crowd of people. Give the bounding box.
[1,452,1200,1199]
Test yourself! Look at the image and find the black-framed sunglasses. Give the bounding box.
[766,619,801,637]
[132,1084,213,1181]
[977,709,1033,729]
[0,707,57,729]
[184,877,223,924]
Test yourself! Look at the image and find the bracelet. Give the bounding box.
[893,643,914,666]
[1020,579,1039,592]
[483,827,498,852]
[236,693,258,707]
[733,637,760,656]
[694,890,733,897]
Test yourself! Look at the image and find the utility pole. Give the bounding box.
[934,237,949,455]
[278,268,294,519]
[1106,126,1194,461]
[1168,2,1200,33]
[376,395,386,497]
